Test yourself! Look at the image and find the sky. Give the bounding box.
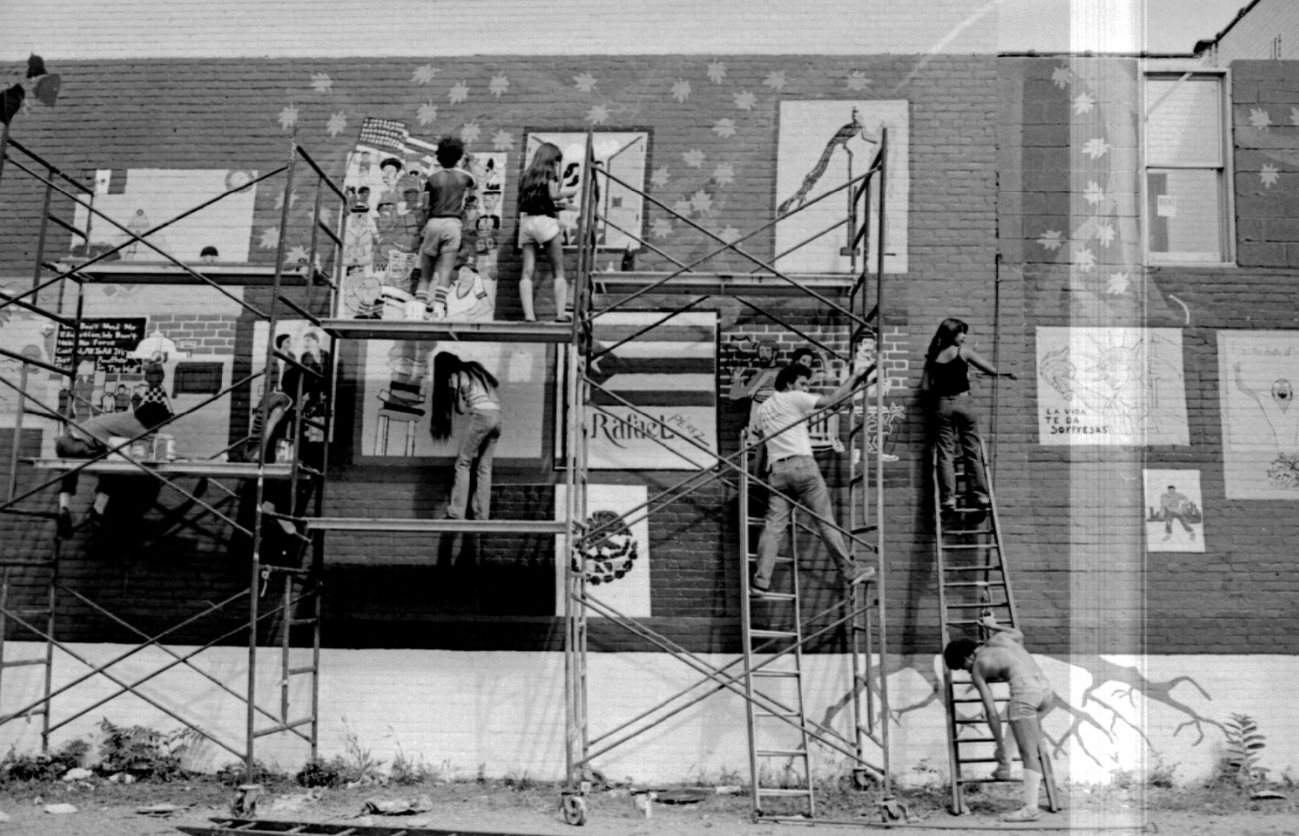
[999,0,1252,54]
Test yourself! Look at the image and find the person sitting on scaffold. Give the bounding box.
[748,362,875,596]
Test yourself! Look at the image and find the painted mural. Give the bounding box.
[1143,469,1205,553]
[1035,327,1188,446]
[0,283,240,459]
[774,101,909,274]
[336,117,506,320]
[554,483,650,618]
[571,311,718,470]
[72,169,259,264]
[249,319,334,443]
[1217,330,1299,498]
[358,339,545,460]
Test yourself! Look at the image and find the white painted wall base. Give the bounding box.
[0,643,1289,787]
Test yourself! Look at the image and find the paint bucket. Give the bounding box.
[380,286,412,321]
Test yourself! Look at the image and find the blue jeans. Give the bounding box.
[446,409,501,520]
[753,455,853,588]
[935,395,989,505]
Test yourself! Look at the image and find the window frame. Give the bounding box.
[1141,65,1235,266]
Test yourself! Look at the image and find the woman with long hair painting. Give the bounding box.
[430,351,501,520]
[921,317,1014,513]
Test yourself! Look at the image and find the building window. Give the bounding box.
[1144,72,1231,264]
[172,362,224,396]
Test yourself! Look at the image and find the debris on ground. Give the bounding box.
[361,795,434,815]
[61,768,93,782]
[135,803,183,817]
[43,804,77,815]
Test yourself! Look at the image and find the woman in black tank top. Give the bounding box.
[921,318,1014,512]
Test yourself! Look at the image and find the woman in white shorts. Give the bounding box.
[517,142,577,321]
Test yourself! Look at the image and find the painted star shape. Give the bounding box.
[1250,107,1272,130]
[1082,137,1111,160]
[845,72,871,91]
[719,225,742,244]
[1261,164,1280,188]
[489,75,509,97]
[1107,269,1131,295]
[690,189,713,215]
[1083,181,1105,206]
[1073,244,1095,272]
[259,226,280,249]
[671,79,691,103]
[1051,66,1073,88]
[683,149,706,168]
[326,112,348,137]
[411,64,439,84]
[278,105,299,131]
[274,190,299,211]
[586,105,609,125]
[671,198,692,218]
[1073,93,1094,115]
[713,163,735,187]
[707,62,727,83]
[1094,222,1116,246]
[449,82,469,104]
[1037,230,1063,251]
[310,73,333,94]
[460,121,482,144]
[763,71,787,91]
[651,218,674,239]
[286,245,310,264]
[492,130,515,151]
[651,166,671,188]
[713,118,736,138]
[574,72,598,93]
[417,102,438,126]
[734,90,756,110]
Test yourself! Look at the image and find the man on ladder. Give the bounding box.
[749,362,875,595]
[943,614,1057,823]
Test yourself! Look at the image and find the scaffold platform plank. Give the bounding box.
[62,262,321,286]
[321,318,573,343]
[589,271,854,296]
[28,459,297,479]
[305,517,567,534]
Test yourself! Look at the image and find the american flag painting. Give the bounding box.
[561,311,718,470]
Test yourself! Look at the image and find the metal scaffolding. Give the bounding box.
[556,129,896,825]
[0,132,345,775]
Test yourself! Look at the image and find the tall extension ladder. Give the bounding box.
[934,440,1058,815]
[739,436,816,818]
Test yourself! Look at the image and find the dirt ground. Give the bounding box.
[2,777,1298,835]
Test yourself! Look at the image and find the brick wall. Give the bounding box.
[1233,60,1299,268]
[0,52,1004,655]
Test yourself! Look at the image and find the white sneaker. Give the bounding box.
[403,300,425,320]
[426,303,446,321]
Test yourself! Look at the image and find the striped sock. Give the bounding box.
[431,286,448,311]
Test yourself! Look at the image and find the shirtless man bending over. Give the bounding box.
[943,615,1056,823]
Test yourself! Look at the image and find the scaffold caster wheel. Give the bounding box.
[879,795,910,823]
[561,792,588,826]
[231,783,261,817]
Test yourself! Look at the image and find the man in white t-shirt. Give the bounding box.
[750,363,876,595]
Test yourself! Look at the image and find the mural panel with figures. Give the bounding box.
[774,101,909,274]
[358,340,547,461]
[1036,327,1188,446]
[1218,331,1299,499]
[0,284,242,459]
[337,118,505,321]
[1144,469,1205,553]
